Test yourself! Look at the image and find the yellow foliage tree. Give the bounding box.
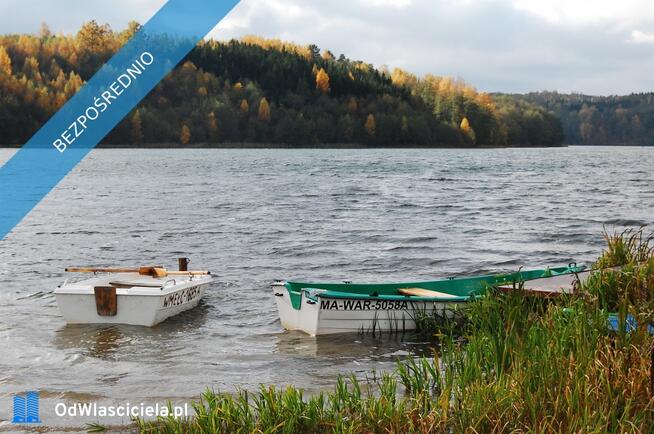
[258,97,271,122]
[365,114,376,137]
[240,98,249,114]
[347,97,358,113]
[460,117,476,143]
[76,20,113,51]
[54,92,67,109]
[131,110,143,144]
[64,71,83,97]
[207,112,218,142]
[316,68,330,93]
[240,35,309,58]
[180,124,191,145]
[391,68,418,88]
[22,57,42,82]
[0,46,12,76]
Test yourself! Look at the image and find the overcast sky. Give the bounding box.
[1,0,653,95]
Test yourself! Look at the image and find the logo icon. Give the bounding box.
[12,391,41,424]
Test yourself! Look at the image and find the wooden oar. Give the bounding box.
[65,267,211,278]
[65,267,159,274]
[150,268,211,278]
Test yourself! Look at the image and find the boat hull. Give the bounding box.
[55,275,211,327]
[272,264,588,336]
[273,285,465,336]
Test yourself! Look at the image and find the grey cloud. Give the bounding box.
[1,0,650,94]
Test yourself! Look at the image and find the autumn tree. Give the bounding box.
[240,99,249,114]
[207,112,219,142]
[578,104,599,144]
[258,97,271,122]
[365,114,376,137]
[0,46,11,76]
[180,125,191,145]
[23,57,41,82]
[391,68,417,88]
[77,20,113,51]
[460,117,476,144]
[316,68,330,93]
[131,110,143,144]
[119,21,141,44]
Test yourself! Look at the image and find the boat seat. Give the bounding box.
[109,281,163,289]
[398,287,461,299]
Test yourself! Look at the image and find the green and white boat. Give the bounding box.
[272,264,589,336]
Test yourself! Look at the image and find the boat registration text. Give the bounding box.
[163,286,202,308]
[319,299,408,311]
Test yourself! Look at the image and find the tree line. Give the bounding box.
[0,21,565,147]
[510,91,654,146]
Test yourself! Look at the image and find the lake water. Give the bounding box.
[0,146,652,429]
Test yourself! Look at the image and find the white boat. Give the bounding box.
[55,264,212,327]
[272,264,589,336]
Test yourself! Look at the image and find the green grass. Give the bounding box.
[138,229,654,433]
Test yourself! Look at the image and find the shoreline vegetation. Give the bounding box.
[2,142,569,149]
[135,230,654,434]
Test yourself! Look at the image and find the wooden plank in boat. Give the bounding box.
[109,281,163,289]
[398,287,461,299]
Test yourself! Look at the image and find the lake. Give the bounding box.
[0,146,652,428]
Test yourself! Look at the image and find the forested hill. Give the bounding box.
[0,21,565,147]
[507,92,654,146]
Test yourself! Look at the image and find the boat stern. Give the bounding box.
[55,274,213,327]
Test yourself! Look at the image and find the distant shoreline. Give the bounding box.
[0,142,572,150]
[3,142,651,149]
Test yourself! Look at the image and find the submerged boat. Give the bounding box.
[55,261,212,327]
[272,264,589,336]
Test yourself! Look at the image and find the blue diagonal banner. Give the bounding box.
[0,0,240,240]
